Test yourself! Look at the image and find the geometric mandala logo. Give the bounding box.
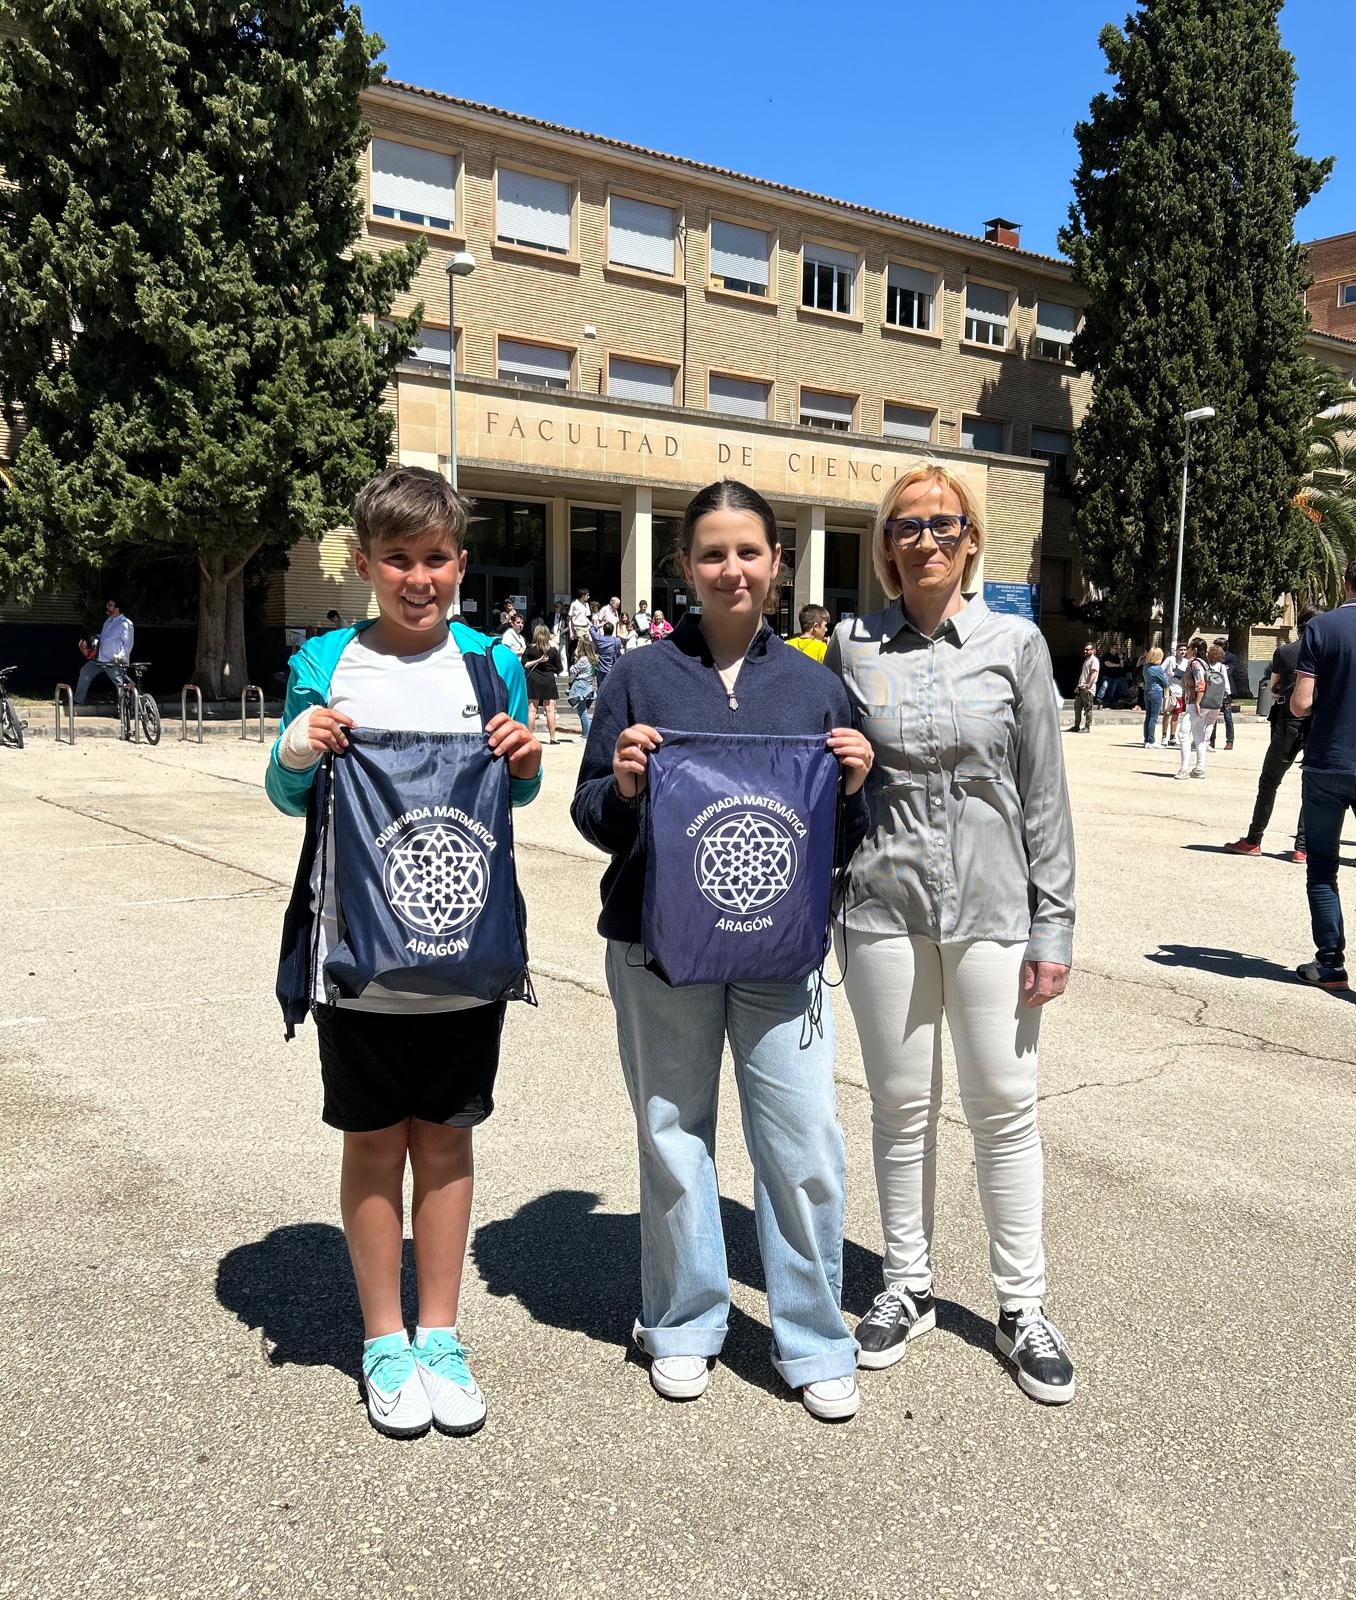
[382,821,490,937]
[694,809,798,915]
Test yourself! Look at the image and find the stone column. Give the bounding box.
[547,497,570,604]
[793,502,826,614]
[621,485,652,615]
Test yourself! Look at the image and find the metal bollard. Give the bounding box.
[240,684,264,743]
[127,683,143,744]
[180,684,203,744]
[54,684,75,745]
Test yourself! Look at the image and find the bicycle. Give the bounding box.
[117,662,162,745]
[0,665,25,749]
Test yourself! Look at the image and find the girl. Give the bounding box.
[828,463,1078,1405]
[567,632,599,736]
[522,624,562,745]
[570,479,873,1422]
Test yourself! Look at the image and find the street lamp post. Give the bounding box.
[1170,405,1217,654]
[444,251,476,489]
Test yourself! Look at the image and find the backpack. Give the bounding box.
[640,729,840,987]
[1201,662,1227,711]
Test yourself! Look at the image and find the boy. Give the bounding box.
[785,603,830,663]
[266,466,541,1438]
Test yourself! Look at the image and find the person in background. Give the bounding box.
[1225,606,1319,863]
[550,601,571,664]
[568,588,592,667]
[596,595,620,629]
[616,611,634,650]
[785,603,831,663]
[1069,642,1099,732]
[500,613,526,658]
[522,624,563,745]
[650,608,673,640]
[590,619,621,684]
[1141,647,1170,748]
[323,609,346,632]
[1209,638,1238,751]
[567,632,599,735]
[1163,643,1188,746]
[1289,567,1356,987]
[1096,642,1126,707]
[632,600,653,646]
[74,599,134,705]
[1176,639,1225,780]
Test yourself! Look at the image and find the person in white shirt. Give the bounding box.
[568,589,591,665]
[632,600,652,646]
[500,614,526,657]
[596,596,620,629]
[1069,642,1099,733]
[74,599,134,704]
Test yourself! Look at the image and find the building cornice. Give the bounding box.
[365,81,1077,284]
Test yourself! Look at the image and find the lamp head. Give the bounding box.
[1184,406,1216,422]
[445,251,477,278]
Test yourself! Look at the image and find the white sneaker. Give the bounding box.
[361,1333,432,1439]
[1190,767,1205,779]
[1173,771,1190,781]
[649,1354,709,1400]
[801,1374,860,1421]
[412,1327,486,1436]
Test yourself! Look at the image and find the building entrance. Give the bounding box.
[462,499,547,631]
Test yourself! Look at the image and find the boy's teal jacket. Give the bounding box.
[264,618,542,815]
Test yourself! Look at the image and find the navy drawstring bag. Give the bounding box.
[640,729,840,987]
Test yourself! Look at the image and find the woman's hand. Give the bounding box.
[826,727,874,797]
[613,724,662,798]
[307,707,356,755]
[486,712,542,780]
[1023,960,1070,1008]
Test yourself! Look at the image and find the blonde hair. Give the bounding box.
[871,464,985,599]
[1147,647,1164,665]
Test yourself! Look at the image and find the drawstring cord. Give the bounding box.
[309,754,334,1014]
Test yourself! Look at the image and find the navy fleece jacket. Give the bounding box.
[570,615,870,943]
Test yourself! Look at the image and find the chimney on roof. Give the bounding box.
[984,217,1021,249]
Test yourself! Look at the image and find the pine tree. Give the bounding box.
[0,1,425,694]
[1059,0,1330,637]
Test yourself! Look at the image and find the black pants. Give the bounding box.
[1247,715,1307,849]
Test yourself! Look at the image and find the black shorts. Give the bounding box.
[314,1002,506,1133]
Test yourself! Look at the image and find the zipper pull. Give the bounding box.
[727,690,739,711]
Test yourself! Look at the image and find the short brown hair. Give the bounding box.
[351,466,472,553]
[798,603,830,633]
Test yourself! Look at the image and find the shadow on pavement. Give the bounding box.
[1146,943,1356,1001]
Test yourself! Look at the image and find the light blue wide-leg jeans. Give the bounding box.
[605,941,856,1388]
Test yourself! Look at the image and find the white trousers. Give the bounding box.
[1179,707,1220,774]
[841,932,1046,1312]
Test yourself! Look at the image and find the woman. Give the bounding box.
[567,632,599,735]
[1142,647,1170,748]
[616,610,634,649]
[522,624,562,745]
[827,463,1077,1406]
[1176,639,1227,780]
[571,479,874,1422]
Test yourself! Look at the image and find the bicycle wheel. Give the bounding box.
[139,694,162,746]
[0,693,23,749]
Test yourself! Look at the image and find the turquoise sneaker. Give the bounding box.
[361,1332,432,1439]
[413,1327,486,1436]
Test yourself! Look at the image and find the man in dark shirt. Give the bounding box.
[1225,607,1319,862]
[591,620,621,683]
[1291,566,1356,986]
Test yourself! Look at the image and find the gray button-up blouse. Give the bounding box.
[826,598,1075,966]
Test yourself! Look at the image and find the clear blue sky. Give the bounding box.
[357,0,1352,259]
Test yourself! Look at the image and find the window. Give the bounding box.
[608,195,676,276]
[708,373,771,419]
[1035,301,1077,361]
[1342,283,1356,307]
[497,338,572,389]
[799,389,855,432]
[710,219,772,297]
[382,320,456,369]
[1031,427,1073,494]
[883,404,934,443]
[802,243,856,315]
[962,415,1006,453]
[370,139,456,231]
[496,168,572,254]
[964,282,1011,347]
[885,264,935,331]
[608,356,677,405]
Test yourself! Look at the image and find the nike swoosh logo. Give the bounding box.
[366,1382,400,1416]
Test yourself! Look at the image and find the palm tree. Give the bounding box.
[1293,363,1356,607]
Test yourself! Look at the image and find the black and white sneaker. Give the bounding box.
[855,1284,936,1370]
[995,1308,1076,1404]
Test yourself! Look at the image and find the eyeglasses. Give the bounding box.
[884,514,969,550]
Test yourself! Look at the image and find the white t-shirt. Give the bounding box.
[294,632,488,1014]
[500,627,525,656]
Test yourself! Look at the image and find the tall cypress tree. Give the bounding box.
[1060,0,1330,637]
[0,2,425,694]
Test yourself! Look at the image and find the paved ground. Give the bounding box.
[1,713,1353,1600]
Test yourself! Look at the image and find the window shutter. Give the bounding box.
[371,139,456,225]
[800,389,855,426]
[498,340,572,385]
[708,374,770,419]
[710,220,771,287]
[965,283,1010,325]
[497,169,572,252]
[805,242,857,274]
[1031,427,1072,455]
[962,416,1006,453]
[608,357,676,405]
[883,404,933,443]
[609,196,675,274]
[1036,301,1077,342]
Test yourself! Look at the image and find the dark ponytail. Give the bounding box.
[679,479,779,557]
